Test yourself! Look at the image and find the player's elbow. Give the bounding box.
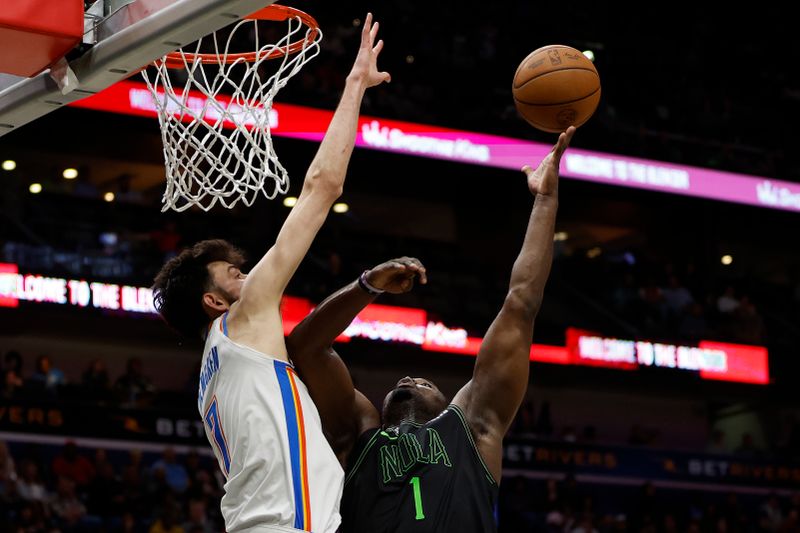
[504,287,541,321]
[304,167,344,200]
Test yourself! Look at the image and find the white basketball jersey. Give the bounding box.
[198,312,344,533]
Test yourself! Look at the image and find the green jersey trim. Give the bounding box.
[345,428,381,486]
[448,404,498,487]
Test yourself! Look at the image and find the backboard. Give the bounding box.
[0,0,278,136]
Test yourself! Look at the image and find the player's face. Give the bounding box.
[207,261,247,305]
[382,376,448,425]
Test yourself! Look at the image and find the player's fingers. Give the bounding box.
[370,20,380,43]
[521,165,533,177]
[409,259,427,279]
[407,257,424,269]
[361,13,372,40]
[554,126,575,159]
[373,39,384,55]
[379,71,391,84]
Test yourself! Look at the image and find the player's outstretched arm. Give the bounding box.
[234,14,390,317]
[287,258,426,456]
[452,127,575,482]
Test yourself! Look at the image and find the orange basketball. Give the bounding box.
[512,45,601,133]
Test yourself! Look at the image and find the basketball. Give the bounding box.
[512,44,601,133]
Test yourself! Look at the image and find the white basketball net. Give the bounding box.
[142,16,322,211]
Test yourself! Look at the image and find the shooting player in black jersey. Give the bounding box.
[285,127,575,532]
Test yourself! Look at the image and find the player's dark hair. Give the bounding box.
[153,239,245,338]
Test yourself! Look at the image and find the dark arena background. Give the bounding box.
[1,2,799,532]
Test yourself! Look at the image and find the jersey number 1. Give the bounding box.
[409,476,425,520]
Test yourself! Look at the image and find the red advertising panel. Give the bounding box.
[0,264,769,384]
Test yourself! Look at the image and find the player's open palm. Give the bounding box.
[366,257,427,294]
[523,126,575,198]
[349,13,391,88]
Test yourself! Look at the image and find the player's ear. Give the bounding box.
[202,291,229,313]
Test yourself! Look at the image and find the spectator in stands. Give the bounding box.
[0,441,16,486]
[759,493,784,531]
[706,428,728,454]
[88,458,124,521]
[2,350,24,400]
[639,276,666,329]
[560,474,583,516]
[499,475,536,531]
[540,477,561,515]
[29,354,66,397]
[51,476,88,531]
[784,493,800,531]
[560,425,578,443]
[662,274,694,318]
[733,295,765,344]
[661,513,679,533]
[114,357,157,407]
[678,302,710,340]
[16,459,48,503]
[52,441,96,488]
[722,492,747,531]
[183,450,221,502]
[94,448,112,474]
[571,513,599,533]
[10,501,51,532]
[149,505,185,533]
[82,358,111,404]
[632,482,661,532]
[535,400,555,436]
[717,285,740,314]
[734,432,761,458]
[611,272,639,320]
[182,498,214,533]
[150,220,183,262]
[511,401,536,435]
[151,447,189,495]
[121,455,147,519]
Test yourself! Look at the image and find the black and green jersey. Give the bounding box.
[340,405,498,533]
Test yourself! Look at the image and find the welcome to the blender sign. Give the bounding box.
[0,263,155,313]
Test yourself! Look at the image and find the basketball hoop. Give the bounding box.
[142,4,322,212]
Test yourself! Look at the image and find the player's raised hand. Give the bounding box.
[348,12,391,88]
[522,126,575,198]
[365,257,427,294]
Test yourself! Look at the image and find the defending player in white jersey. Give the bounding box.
[151,14,390,533]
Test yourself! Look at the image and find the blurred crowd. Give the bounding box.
[499,475,800,533]
[0,441,223,533]
[2,351,158,409]
[2,439,799,533]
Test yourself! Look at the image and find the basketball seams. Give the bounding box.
[514,85,601,106]
[514,67,599,90]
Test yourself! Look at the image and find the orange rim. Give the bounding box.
[161,4,320,69]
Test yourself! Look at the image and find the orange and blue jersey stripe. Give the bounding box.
[221,312,229,336]
[275,360,312,531]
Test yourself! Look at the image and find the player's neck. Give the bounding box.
[383,405,434,428]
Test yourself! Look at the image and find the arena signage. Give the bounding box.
[566,328,769,384]
[0,264,769,384]
[503,438,800,491]
[69,81,800,213]
[0,263,154,313]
